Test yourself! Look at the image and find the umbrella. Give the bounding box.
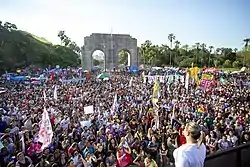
[97,73,109,79]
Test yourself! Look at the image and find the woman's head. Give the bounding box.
[183,122,201,141]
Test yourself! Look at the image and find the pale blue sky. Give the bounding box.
[0,0,249,50]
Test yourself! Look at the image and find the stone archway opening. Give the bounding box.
[118,49,131,68]
[92,49,105,70]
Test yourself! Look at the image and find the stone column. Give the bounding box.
[82,49,92,71]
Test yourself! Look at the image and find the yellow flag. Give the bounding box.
[152,77,160,104]
[189,67,199,80]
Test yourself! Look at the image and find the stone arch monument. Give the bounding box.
[81,33,139,70]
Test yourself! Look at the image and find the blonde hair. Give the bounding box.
[186,122,203,148]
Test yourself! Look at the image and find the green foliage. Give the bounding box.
[118,50,129,65]
[223,60,231,68]
[0,21,79,72]
[140,34,250,68]
[57,31,81,54]
[232,60,240,68]
[93,59,100,66]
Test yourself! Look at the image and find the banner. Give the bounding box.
[38,108,53,150]
[145,75,184,84]
[199,79,214,88]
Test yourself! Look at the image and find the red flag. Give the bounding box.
[87,71,91,82]
[50,72,54,81]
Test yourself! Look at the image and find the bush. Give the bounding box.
[232,61,240,68]
[223,60,231,68]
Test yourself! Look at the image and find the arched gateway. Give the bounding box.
[81,33,139,70]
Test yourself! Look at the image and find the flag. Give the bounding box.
[155,111,160,129]
[129,77,133,87]
[50,72,54,80]
[185,71,189,91]
[111,94,119,115]
[142,72,146,83]
[198,105,206,114]
[53,85,57,100]
[87,71,91,82]
[38,108,53,150]
[43,90,46,101]
[152,77,160,104]
[171,105,176,125]
[189,67,199,80]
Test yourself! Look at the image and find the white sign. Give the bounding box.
[80,120,91,128]
[84,105,94,114]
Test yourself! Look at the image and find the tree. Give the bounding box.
[182,44,189,51]
[58,31,65,44]
[0,22,79,72]
[62,36,71,46]
[194,42,200,65]
[243,38,250,66]
[168,33,175,65]
[93,59,100,66]
[243,38,250,49]
[118,50,129,65]
[208,46,214,66]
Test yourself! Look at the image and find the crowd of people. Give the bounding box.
[0,67,249,167]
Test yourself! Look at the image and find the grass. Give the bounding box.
[20,31,52,44]
[219,68,240,72]
[29,34,51,44]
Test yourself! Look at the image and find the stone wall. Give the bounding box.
[81,33,139,70]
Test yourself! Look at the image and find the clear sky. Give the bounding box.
[0,0,249,49]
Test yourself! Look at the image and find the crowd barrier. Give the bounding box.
[205,143,250,167]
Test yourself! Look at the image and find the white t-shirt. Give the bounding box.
[173,143,206,167]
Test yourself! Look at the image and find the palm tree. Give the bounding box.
[216,48,221,55]
[234,48,238,53]
[208,46,214,67]
[58,31,65,45]
[174,40,181,49]
[168,33,175,66]
[200,43,206,67]
[63,36,71,46]
[182,44,189,52]
[11,24,17,30]
[194,42,200,65]
[243,38,250,50]
[243,38,250,66]
[174,40,181,66]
